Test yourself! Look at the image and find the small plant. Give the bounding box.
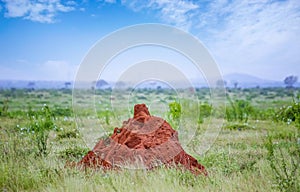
[31,105,57,156]
[98,108,113,125]
[18,105,57,156]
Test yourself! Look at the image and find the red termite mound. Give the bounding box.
[78,104,207,176]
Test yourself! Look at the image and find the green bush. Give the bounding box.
[168,101,182,129]
[274,95,300,128]
[168,101,182,120]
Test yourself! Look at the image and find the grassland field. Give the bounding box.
[0,87,299,192]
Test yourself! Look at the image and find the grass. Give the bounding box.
[0,87,299,191]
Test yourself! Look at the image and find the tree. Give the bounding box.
[27,81,35,91]
[233,81,239,89]
[64,82,71,89]
[284,75,297,88]
[216,79,227,88]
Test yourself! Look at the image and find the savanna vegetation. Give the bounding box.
[0,87,299,191]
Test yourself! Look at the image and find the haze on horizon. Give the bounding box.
[0,0,299,82]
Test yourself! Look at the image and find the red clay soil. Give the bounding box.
[78,104,207,176]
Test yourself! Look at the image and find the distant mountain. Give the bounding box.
[223,73,284,88]
[224,73,268,83]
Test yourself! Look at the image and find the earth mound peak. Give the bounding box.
[78,103,207,176]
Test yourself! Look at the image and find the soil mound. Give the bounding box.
[78,104,207,176]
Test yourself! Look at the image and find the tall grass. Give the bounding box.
[265,133,300,191]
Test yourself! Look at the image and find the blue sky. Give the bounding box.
[0,0,299,81]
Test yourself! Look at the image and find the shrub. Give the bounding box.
[274,95,300,128]
[168,101,182,129]
[168,101,181,120]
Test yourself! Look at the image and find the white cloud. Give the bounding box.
[65,1,77,6]
[201,0,300,80]
[104,0,116,3]
[123,0,300,80]
[2,0,75,23]
[122,0,199,31]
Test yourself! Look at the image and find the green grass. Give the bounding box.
[0,88,299,191]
